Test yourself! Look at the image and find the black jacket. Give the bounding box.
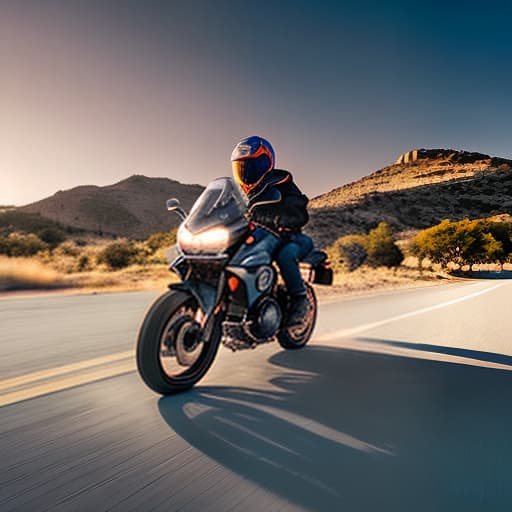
[247,169,309,234]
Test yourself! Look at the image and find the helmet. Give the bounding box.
[231,135,275,194]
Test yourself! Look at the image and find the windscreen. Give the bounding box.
[184,177,247,234]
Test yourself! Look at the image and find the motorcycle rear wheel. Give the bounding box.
[136,290,222,394]
[277,283,317,350]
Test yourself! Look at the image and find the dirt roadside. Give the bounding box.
[0,268,459,302]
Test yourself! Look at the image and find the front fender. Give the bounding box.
[169,280,218,317]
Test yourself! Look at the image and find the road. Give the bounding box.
[1,280,512,511]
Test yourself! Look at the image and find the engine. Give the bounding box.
[247,297,282,341]
[222,296,283,351]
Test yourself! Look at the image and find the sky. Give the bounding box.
[1,0,511,205]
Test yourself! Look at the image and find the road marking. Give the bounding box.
[0,359,135,407]
[1,281,508,407]
[0,350,134,392]
[316,282,507,342]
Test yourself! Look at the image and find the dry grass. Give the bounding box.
[67,264,176,293]
[0,257,63,291]
[0,231,185,294]
[0,252,449,302]
[314,266,451,303]
[0,229,459,297]
[0,254,176,293]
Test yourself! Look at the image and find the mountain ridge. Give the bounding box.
[19,175,205,239]
[9,147,512,244]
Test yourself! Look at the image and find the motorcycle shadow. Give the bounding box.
[158,344,512,511]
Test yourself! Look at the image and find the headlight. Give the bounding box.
[177,225,230,254]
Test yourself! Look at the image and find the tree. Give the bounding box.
[484,221,512,255]
[365,222,404,268]
[411,218,505,265]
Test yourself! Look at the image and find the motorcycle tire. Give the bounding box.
[136,289,222,394]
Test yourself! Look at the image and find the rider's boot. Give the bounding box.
[287,293,310,326]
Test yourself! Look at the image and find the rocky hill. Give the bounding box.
[19,175,204,239]
[306,149,512,247]
[11,148,512,245]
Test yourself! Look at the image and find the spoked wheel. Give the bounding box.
[277,283,317,350]
[136,290,222,394]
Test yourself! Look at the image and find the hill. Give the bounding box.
[9,148,512,245]
[306,149,512,247]
[19,175,204,239]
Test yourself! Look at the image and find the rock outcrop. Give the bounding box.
[395,148,512,167]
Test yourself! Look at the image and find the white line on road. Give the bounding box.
[315,281,507,342]
[1,281,508,407]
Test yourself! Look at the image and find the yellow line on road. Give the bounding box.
[0,350,135,392]
[0,359,136,407]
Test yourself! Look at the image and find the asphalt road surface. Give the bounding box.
[1,280,512,511]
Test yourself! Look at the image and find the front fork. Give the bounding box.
[169,273,227,343]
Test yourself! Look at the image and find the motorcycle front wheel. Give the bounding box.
[136,290,222,394]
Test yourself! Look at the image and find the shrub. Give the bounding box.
[145,229,177,254]
[37,227,66,249]
[332,234,368,272]
[411,218,506,265]
[97,241,139,270]
[55,241,80,257]
[328,224,403,271]
[77,255,91,272]
[365,222,404,268]
[0,233,48,257]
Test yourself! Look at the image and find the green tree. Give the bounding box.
[365,222,404,268]
[484,221,512,255]
[411,218,505,265]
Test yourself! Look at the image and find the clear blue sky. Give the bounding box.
[1,0,511,205]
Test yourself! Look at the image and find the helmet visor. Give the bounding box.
[232,154,271,189]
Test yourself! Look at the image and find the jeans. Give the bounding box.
[249,227,314,296]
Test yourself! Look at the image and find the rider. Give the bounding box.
[231,135,313,326]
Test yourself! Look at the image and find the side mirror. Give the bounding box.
[166,198,187,220]
[166,198,181,211]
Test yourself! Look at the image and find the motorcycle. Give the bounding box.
[136,177,333,394]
